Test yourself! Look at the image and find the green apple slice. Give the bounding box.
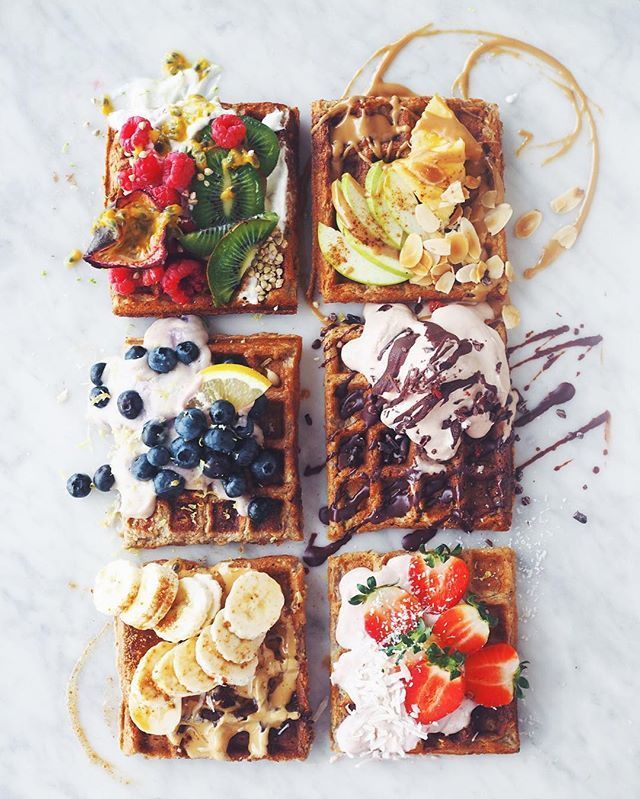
[318,223,409,286]
[382,167,423,236]
[340,173,399,251]
[365,162,404,249]
[336,217,409,278]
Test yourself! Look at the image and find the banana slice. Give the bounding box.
[154,576,213,643]
[195,624,258,686]
[210,609,264,664]
[192,572,223,625]
[120,563,179,630]
[151,646,194,698]
[222,570,284,640]
[93,560,141,615]
[128,642,182,735]
[172,637,218,694]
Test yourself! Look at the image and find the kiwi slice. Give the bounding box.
[191,149,265,230]
[179,223,233,259]
[241,116,281,177]
[207,212,279,305]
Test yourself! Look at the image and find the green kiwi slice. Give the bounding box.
[207,212,279,305]
[241,115,281,177]
[191,149,265,230]
[178,223,233,259]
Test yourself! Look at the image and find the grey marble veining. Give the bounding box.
[1,0,639,797]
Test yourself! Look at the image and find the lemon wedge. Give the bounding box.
[198,363,271,411]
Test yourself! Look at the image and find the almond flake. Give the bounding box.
[440,181,465,205]
[480,190,497,209]
[423,237,451,257]
[486,254,505,279]
[435,271,455,294]
[470,262,485,283]
[505,260,514,281]
[552,224,578,249]
[458,217,482,261]
[418,250,434,270]
[484,203,513,235]
[446,231,469,264]
[502,304,521,329]
[455,263,476,283]
[399,233,423,268]
[550,186,584,214]
[414,203,440,233]
[514,209,542,239]
[430,260,453,279]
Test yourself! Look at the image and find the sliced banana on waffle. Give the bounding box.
[222,570,284,640]
[195,624,258,686]
[192,572,223,624]
[151,646,195,698]
[154,576,215,643]
[93,560,141,615]
[210,609,264,664]
[128,642,182,735]
[172,637,218,694]
[120,563,179,630]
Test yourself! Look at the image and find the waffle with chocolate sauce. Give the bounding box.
[328,547,519,755]
[105,102,299,317]
[322,321,514,540]
[117,556,313,761]
[311,96,508,305]
[123,333,302,548]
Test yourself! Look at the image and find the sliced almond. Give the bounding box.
[446,231,469,264]
[552,224,578,249]
[550,186,584,214]
[440,180,465,205]
[458,217,482,261]
[505,260,515,281]
[423,236,451,257]
[430,260,453,279]
[455,263,476,283]
[414,203,440,233]
[480,190,497,209]
[435,271,455,294]
[484,203,513,235]
[470,262,486,283]
[514,209,542,239]
[399,233,424,268]
[486,254,505,280]
[502,304,521,329]
[418,250,434,270]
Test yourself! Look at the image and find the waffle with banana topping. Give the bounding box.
[123,333,302,547]
[328,547,519,755]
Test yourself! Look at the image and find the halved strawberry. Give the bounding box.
[464,643,528,707]
[403,644,466,724]
[432,599,491,654]
[349,577,423,646]
[408,544,470,613]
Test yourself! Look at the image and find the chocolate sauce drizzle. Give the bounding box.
[302,532,352,567]
[514,382,576,427]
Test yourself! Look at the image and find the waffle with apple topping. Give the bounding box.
[328,546,522,758]
[311,95,512,306]
[93,555,312,760]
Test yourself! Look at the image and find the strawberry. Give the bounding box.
[408,544,470,613]
[464,643,528,707]
[349,577,423,646]
[403,644,466,724]
[432,597,493,655]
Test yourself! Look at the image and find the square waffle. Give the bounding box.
[328,547,519,755]
[123,332,302,548]
[104,102,299,317]
[117,555,313,760]
[322,321,514,540]
[310,96,508,305]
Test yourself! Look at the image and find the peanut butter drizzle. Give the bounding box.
[516,128,534,156]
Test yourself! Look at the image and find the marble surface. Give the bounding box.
[2,0,640,797]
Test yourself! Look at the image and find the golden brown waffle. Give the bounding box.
[123,333,302,548]
[311,96,508,305]
[322,321,514,540]
[328,547,519,755]
[103,102,299,317]
[117,556,313,760]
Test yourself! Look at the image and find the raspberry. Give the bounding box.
[131,151,164,189]
[140,266,166,286]
[162,152,196,191]
[109,267,140,296]
[161,259,206,304]
[119,116,152,155]
[147,185,182,208]
[429,300,446,312]
[210,114,246,149]
[118,167,136,193]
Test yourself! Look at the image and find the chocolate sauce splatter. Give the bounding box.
[573,511,588,524]
[303,462,326,477]
[402,527,438,551]
[304,413,313,426]
[303,532,352,567]
[553,458,573,472]
[515,382,576,427]
[311,339,322,350]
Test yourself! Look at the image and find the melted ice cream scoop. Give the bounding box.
[340,303,515,467]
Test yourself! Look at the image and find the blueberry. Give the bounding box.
[148,346,178,373]
[67,473,92,498]
[250,450,280,484]
[209,399,237,426]
[223,472,247,498]
[176,341,200,364]
[154,469,185,498]
[170,438,202,469]
[248,496,275,524]
[203,452,233,479]
[234,417,255,439]
[93,464,115,492]
[175,408,208,441]
[142,420,167,446]
[248,394,268,419]
[125,345,147,360]
[117,390,143,419]
[90,362,106,385]
[90,385,110,408]
[130,454,158,481]
[203,426,237,454]
[233,438,260,467]
[147,445,170,467]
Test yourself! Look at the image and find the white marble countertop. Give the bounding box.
[2,0,639,796]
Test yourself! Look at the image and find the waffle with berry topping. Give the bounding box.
[106,102,299,317]
[322,320,514,540]
[311,96,509,305]
[117,555,313,760]
[328,547,519,755]
[123,333,302,547]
